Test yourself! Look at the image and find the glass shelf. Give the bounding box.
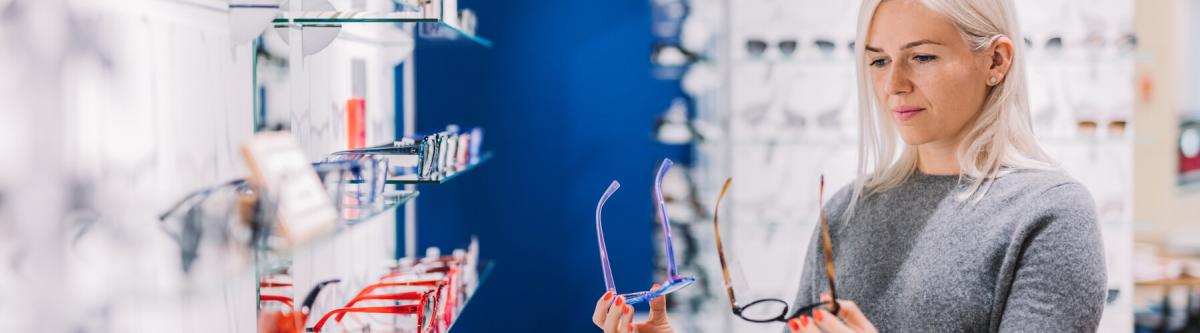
[271,12,492,47]
[273,10,435,24]
[444,260,495,332]
[386,152,493,185]
[254,191,419,275]
[418,21,494,48]
[339,190,420,225]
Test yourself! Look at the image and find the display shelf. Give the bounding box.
[273,10,434,23]
[271,12,491,47]
[419,21,494,48]
[253,191,418,274]
[444,260,495,332]
[1134,276,1200,287]
[386,152,493,185]
[338,190,420,224]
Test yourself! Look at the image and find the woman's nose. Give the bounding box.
[884,64,913,96]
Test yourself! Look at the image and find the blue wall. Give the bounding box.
[396,0,685,330]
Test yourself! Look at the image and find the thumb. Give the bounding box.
[647,284,669,322]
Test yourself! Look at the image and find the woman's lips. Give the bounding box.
[893,107,925,121]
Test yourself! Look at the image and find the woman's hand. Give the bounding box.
[788,294,878,333]
[591,284,674,333]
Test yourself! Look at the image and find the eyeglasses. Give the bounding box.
[595,158,696,305]
[746,39,798,58]
[711,176,839,323]
[314,261,467,332]
[316,155,389,211]
[313,281,445,333]
[257,279,340,333]
[330,126,484,180]
[310,244,478,333]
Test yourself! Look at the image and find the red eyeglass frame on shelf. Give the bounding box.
[312,286,443,333]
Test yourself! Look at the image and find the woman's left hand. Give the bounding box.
[788,293,878,333]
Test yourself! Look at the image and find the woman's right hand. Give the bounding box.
[591,284,674,333]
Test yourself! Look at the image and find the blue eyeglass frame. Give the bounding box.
[595,158,695,305]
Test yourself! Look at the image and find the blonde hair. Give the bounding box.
[847,0,1057,216]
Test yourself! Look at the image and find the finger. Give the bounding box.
[618,305,634,333]
[647,284,669,323]
[819,293,840,313]
[593,291,615,327]
[812,309,855,333]
[833,300,878,333]
[603,296,629,332]
[791,316,817,333]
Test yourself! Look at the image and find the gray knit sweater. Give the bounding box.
[791,170,1106,332]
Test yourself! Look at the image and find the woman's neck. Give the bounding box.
[916,140,961,176]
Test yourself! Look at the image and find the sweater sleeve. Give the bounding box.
[995,183,1107,332]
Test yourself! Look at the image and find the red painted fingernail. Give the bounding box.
[616,297,625,306]
[603,291,613,301]
[800,315,810,327]
[788,319,800,331]
[629,323,634,332]
[651,283,661,291]
[814,310,824,321]
[623,306,630,314]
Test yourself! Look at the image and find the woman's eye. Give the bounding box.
[913,55,937,63]
[869,58,889,67]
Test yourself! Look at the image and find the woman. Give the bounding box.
[592,0,1107,332]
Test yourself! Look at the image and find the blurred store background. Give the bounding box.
[0,0,1198,332]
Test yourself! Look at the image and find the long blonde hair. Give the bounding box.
[847,0,1058,216]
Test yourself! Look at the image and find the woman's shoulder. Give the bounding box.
[992,169,1092,202]
[990,168,1097,223]
[823,182,857,221]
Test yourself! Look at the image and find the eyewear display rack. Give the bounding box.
[243,0,494,332]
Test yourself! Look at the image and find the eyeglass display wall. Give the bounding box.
[651,0,1137,332]
[0,0,490,331]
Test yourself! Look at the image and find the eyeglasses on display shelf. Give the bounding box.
[255,239,488,333]
[159,157,418,267]
[745,39,798,59]
[313,244,486,332]
[711,176,839,323]
[329,126,489,185]
[595,158,696,305]
[258,279,341,333]
[313,286,443,333]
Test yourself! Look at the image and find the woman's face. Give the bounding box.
[865,0,1000,147]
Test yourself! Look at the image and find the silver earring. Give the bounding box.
[988,77,999,86]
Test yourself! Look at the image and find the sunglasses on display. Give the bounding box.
[747,38,857,58]
[595,158,696,305]
[711,176,839,323]
[746,39,798,57]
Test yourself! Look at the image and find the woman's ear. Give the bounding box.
[987,36,1015,86]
